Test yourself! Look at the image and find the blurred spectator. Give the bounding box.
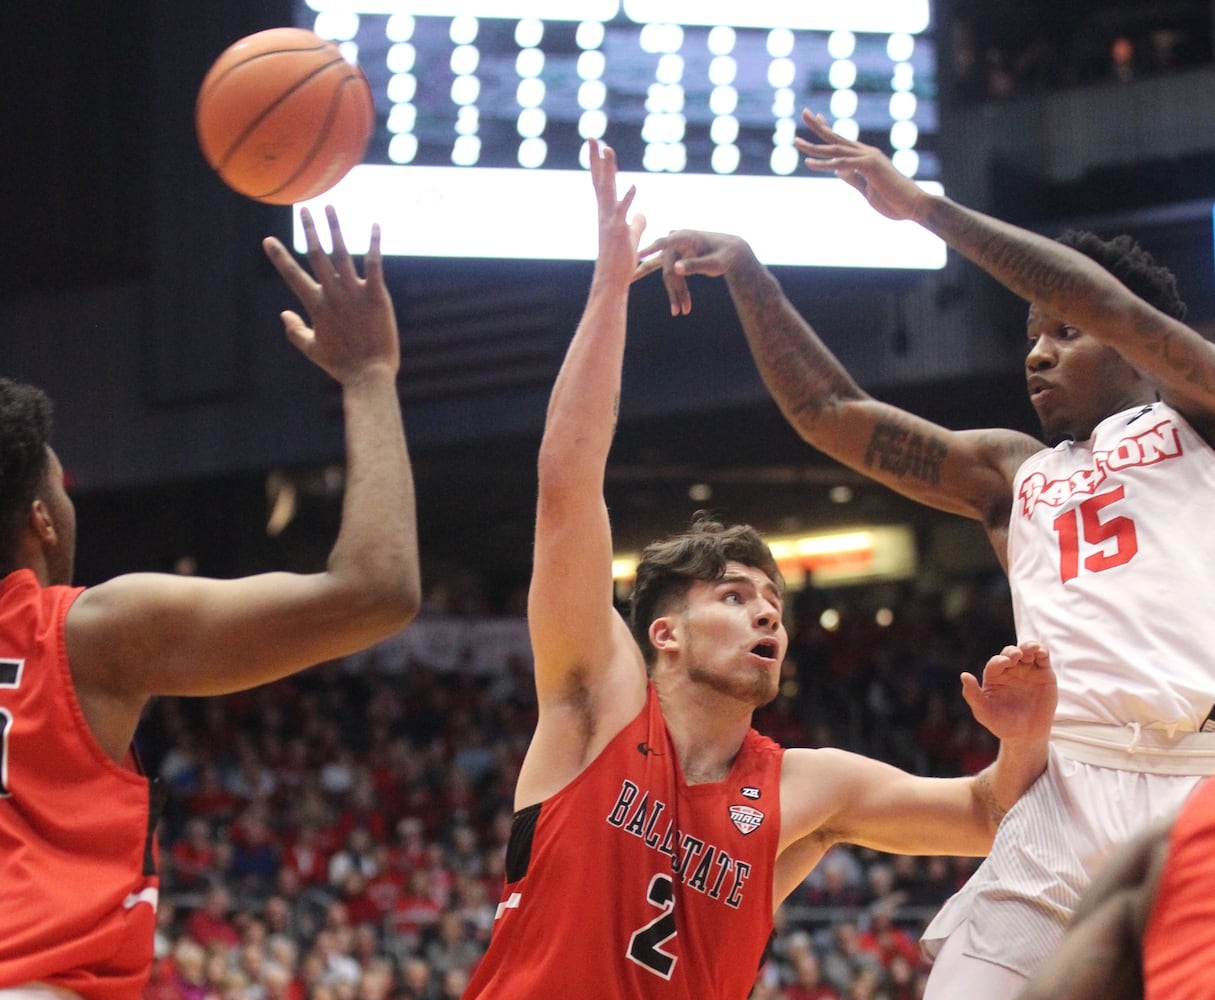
[229,804,280,893]
[166,938,213,1000]
[185,885,242,951]
[818,922,884,995]
[397,957,441,1000]
[327,826,379,888]
[386,870,443,954]
[855,906,921,972]
[785,949,841,1000]
[171,819,219,892]
[423,911,482,979]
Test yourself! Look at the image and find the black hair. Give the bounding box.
[1056,230,1187,320]
[629,512,783,665]
[0,378,53,571]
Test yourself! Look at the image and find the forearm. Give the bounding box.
[329,366,421,617]
[917,195,1122,330]
[541,277,629,478]
[724,252,867,433]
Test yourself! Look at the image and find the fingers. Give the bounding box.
[631,255,664,284]
[635,233,702,315]
[363,223,384,288]
[324,205,354,279]
[668,274,692,316]
[263,235,317,304]
[980,640,1053,686]
[800,108,838,138]
[637,236,667,259]
[619,183,636,216]
[589,137,616,198]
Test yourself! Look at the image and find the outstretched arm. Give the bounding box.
[68,207,420,761]
[797,110,1215,435]
[634,231,1039,547]
[776,641,1056,900]
[516,140,650,808]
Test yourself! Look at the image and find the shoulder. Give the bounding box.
[975,427,1047,478]
[1,569,83,637]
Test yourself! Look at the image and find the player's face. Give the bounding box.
[39,448,77,586]
[676,561,786,707]
[1025,307,1152,444]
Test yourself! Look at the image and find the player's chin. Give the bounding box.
[752,671,780,709]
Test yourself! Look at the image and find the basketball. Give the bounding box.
[195,28,375,205]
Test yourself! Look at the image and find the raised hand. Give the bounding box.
[262,205,399,384]
[633,230,755,316]
[588,138,647,287]
[961,640,1058,744]
[796,110,926,223]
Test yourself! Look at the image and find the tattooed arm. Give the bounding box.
[796,110,1215,438]
[636,230,1040,564]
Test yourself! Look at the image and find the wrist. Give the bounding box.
[340,361,400,391]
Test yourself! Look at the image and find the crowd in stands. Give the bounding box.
[140,572,1016,1000]
[946,0,1213,102]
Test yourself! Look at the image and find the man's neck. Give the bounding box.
[654,677,753,786]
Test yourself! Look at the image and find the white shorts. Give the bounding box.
[921,744,1202,978]
[0,987,84,1000]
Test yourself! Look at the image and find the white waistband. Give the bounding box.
[1051,722,1215,775]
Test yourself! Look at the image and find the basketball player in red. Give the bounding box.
[637,112,1215,997]
[0,206,420,1000]
[463,139,1057,999]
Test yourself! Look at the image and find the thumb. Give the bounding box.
[281,311,315,353]
[629,213,648,245]
[959,672,983,714]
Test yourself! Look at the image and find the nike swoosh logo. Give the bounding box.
[123,887,159,911]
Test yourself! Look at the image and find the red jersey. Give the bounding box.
[1143,777,1215,1000]
[0,570,160,1000]
[465,684,784,999]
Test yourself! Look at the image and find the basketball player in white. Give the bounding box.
[635,111,1215,997]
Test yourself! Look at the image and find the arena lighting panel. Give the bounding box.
[293,0,945,269]
[611,524,916,588]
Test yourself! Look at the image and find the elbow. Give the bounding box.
[379,559,423,630]
[337,557,423,639]
[353,580,420,642]
[386,571,423,629]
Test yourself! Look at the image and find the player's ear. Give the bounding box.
[649,615,679,655]
[28,499,57,545]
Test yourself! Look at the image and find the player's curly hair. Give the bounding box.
[1056,230,1187,320]
[0,378,53,572]
[629,512,784,666]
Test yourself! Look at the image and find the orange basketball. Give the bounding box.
[195,27,375,205]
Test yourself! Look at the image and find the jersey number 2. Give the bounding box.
[627,874,677,980]
[1050,486,1138,583]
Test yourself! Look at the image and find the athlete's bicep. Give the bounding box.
[67,570,379,698]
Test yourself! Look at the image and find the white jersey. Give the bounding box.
[1009,401,1215,729]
